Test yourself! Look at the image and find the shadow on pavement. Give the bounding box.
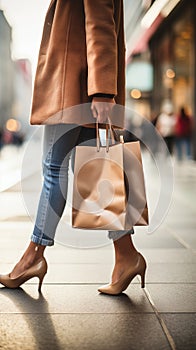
[0,287,62,350]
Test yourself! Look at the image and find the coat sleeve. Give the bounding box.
[83,0,118,97]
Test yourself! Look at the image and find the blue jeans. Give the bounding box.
[31,124,133,246]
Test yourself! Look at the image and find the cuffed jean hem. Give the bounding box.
[108,228,134,241]
[31,234,54,246]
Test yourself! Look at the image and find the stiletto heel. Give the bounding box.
[98,252,147,295]
[0,257,48,290]
[38,273,46,293]
[140,269,146,288]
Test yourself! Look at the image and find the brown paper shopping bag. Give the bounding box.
[122,139,148,227]
[72,124,148,230]
[72,138,127,230]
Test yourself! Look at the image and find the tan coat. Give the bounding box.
[30,0,126,127]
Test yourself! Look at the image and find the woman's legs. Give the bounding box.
[109,231,139,283]
[10,124,82,278]
[10,124,142,286]
[31,124,82,246]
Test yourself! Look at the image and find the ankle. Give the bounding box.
[21,245,45,265]
[115,250,139,265]
[34,245,45,260]
[113,235,138,259]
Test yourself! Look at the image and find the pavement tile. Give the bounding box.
[57,230,112,247]
[167,221,196,231]
[0,263,138,284]
[146,284,196,312]
[161,314,196,350]
[0,243,114,264]
[166,210,196,221]
[141,249,196,263]
[133,228,185,249]
[0,284,153,314]
[0,193,28,220]
[0,221,33,239]
[168,228,196,249]
[0,220,120,250]
[145,263,196,283]
[0,221,116,264]
[45,245,114,264]
[166,207,196,218]
[0,314,170,350]
[44,263,137,284]
[0,260,194,285]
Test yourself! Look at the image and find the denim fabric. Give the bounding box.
[31,124,133,246]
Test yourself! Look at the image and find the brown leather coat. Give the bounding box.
[30,0,125,127]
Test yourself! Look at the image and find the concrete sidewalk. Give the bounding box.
[0,156,196,350]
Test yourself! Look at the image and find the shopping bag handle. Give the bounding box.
[96,118,115,152]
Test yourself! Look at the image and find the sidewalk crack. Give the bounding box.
[143,287,176,350]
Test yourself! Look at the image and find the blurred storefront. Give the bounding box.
[0,9,32,148]
[125,0,196,159]
[149,0,196,159]
[0,10,14,129]
[149,0,194,120]
[13,59,32,135]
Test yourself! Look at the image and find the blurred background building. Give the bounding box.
[124,0,196,160]
[0,10,14,129]
[0,9,32,149]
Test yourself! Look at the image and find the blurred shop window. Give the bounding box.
[126,61,153,92]
[126,59,153,121]
[172,15,194,111]
[150,4,194,127]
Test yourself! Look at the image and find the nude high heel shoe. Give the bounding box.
[98,253,146,295]
[0,257,48,292]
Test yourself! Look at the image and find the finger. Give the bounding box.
[91,105,98,119]
[98,104,109,124]
[97,113,102,124]
[98,107,106,124]
[104,106,110,123]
